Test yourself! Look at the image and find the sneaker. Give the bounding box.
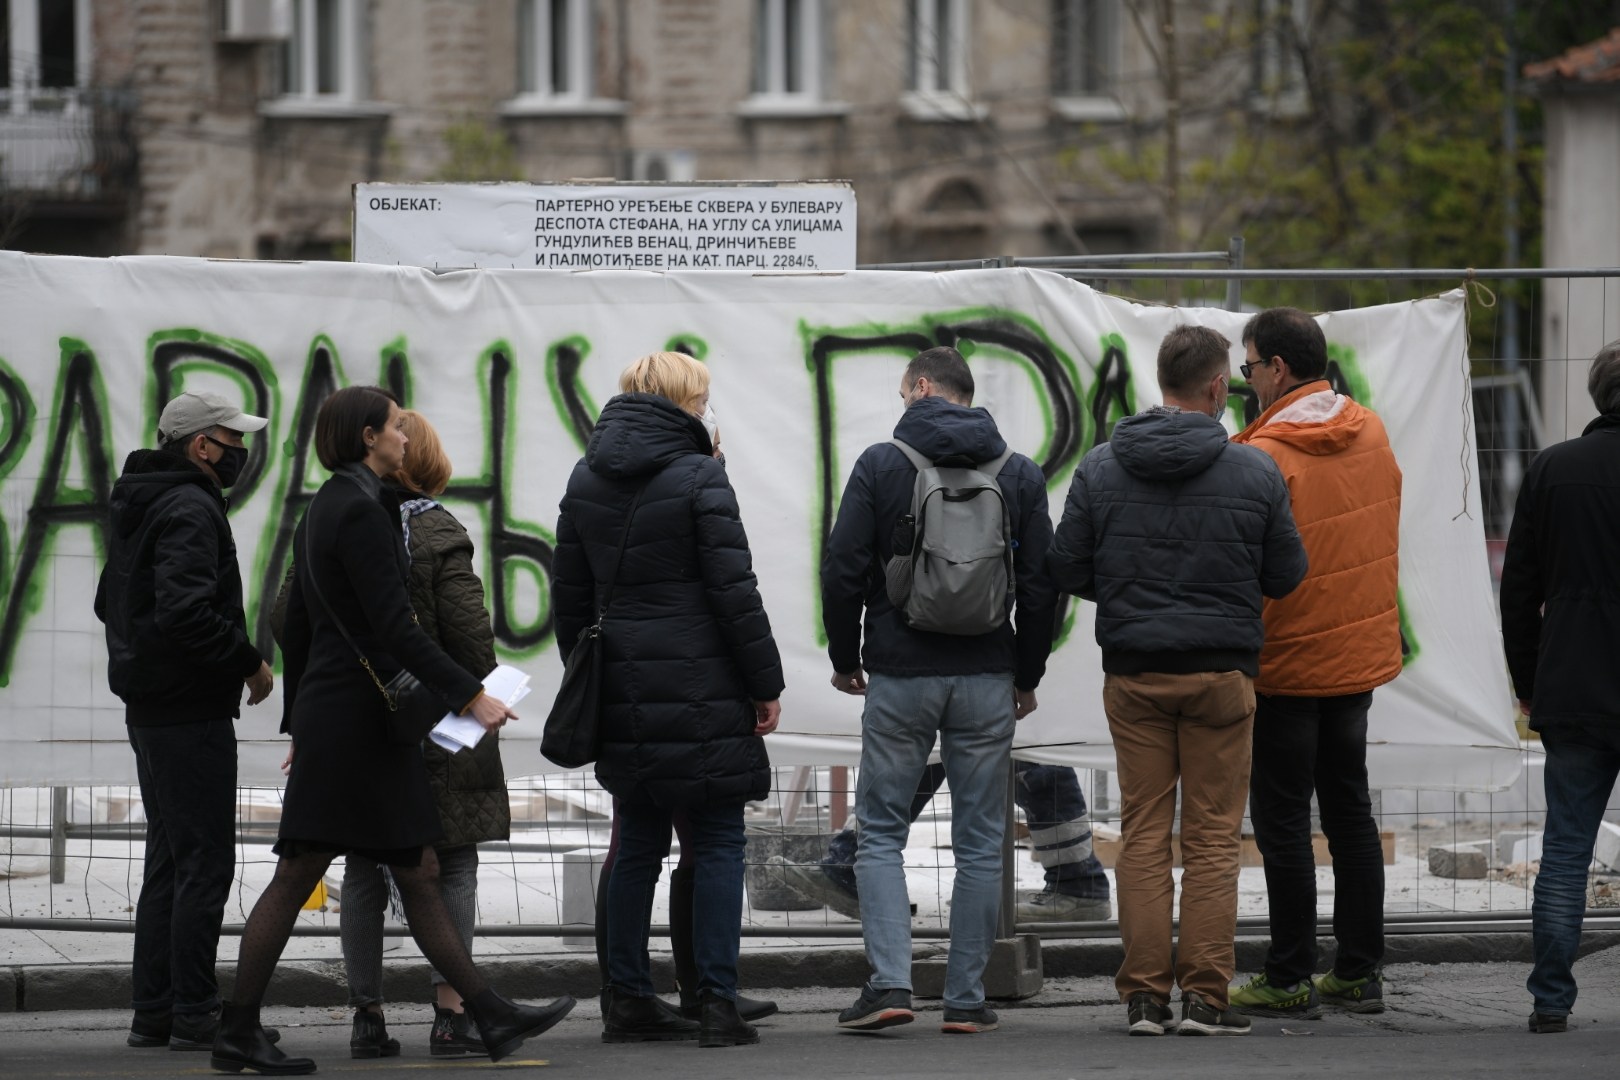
[1126,993,1176,1036]
[128,1009,170,1048]
[941,1005,997,1033]
[1529,1011,1569,1034]
[1178,992,1251,1036]
[767,855,861,919]
[837,985,915,1031]
[430,1005,486,1056]
[1014,889,1112,922]
[1229,973,1322,1019]
[169,1009,279,1051]
[1314,970,1385,1014]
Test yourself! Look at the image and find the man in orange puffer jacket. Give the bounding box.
[1225,308,1403,1020]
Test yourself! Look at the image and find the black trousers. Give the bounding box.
[127,719,238,1014]
[1250,690,1385,984]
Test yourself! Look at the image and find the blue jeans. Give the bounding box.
[825,762,1108,900]
[854,672,1016,1011]
[606,794,746,1000]
[1529,724,1620,1015]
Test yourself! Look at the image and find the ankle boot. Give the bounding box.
[349,1009,400,1059]
[429,1005,484,1056]
[670,867,778,1022]
[698,991,759,1048]
[465,988,576,1063]
[602,986,700,1043]
[210,1002,315,1076]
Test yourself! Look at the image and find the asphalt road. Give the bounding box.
[6,957,1620,1079]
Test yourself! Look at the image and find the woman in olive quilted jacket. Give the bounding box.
[273,410,509,1059]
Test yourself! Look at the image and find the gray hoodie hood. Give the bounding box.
[1109,408,1229,481]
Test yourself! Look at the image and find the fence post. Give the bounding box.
[1224,236,1245,311]
[50,787,68,884]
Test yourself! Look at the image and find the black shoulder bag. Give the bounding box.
[300,492,449,747]
[542,482,650,768]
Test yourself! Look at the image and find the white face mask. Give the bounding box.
[1212,377,1229,425]
[699,404,719,445]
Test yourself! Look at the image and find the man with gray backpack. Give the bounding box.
[822,346,1058,1035]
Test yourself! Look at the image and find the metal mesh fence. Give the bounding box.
[5,266,1620,960]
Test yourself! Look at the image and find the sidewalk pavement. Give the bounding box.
[3,957,1620,1079]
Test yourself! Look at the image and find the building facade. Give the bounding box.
[2,0,1320,263]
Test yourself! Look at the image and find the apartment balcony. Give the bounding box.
[0,88,137,205]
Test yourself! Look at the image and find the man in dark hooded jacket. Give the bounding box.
[94,391,273,1051]
[1047,325,1307,1038]
[821,346,1058,1034]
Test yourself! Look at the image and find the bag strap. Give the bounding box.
[593,480,652,629]
[888,438,934,472]
[891,437,1015,479]
[299,487,397,705]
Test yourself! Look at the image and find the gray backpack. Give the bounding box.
[883,438,1017,635]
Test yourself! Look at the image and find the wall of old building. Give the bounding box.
[88,0,1253,264]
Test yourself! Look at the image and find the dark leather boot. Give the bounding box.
[210,1002,315,1075]
[349,1009,400,1059]
[698,991,759,1048]
[464,988,576,1063]
[602,986,700,1043]
[429,1006,485,1056]
[670,867,778,1023]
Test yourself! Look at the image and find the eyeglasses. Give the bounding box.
[1238,357,1275,380]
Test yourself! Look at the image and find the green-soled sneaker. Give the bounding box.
[1314,970,1385,1014]
[1228,974,1323,1019]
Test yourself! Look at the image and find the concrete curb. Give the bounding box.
[8,931,1619,1012]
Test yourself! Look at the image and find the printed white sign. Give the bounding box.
[352,182,858,272]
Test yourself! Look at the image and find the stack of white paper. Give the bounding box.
[429,664,531,752]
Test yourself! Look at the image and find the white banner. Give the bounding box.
[0,253,1517,789]
[353,182,858,272]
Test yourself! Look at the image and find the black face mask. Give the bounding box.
[204,435,249,488]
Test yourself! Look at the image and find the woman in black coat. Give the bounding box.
[213,387,572,1074]
[552,352,784,1047]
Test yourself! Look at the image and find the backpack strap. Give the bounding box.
[978,446,1016,479]
[888,438,934,472]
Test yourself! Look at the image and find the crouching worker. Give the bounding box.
[1047,326,1307,1036]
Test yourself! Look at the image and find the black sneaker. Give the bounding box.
[169,1009,279,1051]
[1126,993,1176,1036]
[430,1006,487,1056]
[1178,993,1252,1036]
[128,1009,170,1048]
[349,1009,401,1058]
[837,985,915,1031]
[1529,1011,1569,1034]
[941,1005,997,1033]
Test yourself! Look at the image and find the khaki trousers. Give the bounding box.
[1105,671,1255,1006]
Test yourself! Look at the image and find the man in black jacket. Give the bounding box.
[1501,342,1620,1034]
[94,391,273,1050]
[1046,325,1307,1037]
[821,346,1058,1034]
